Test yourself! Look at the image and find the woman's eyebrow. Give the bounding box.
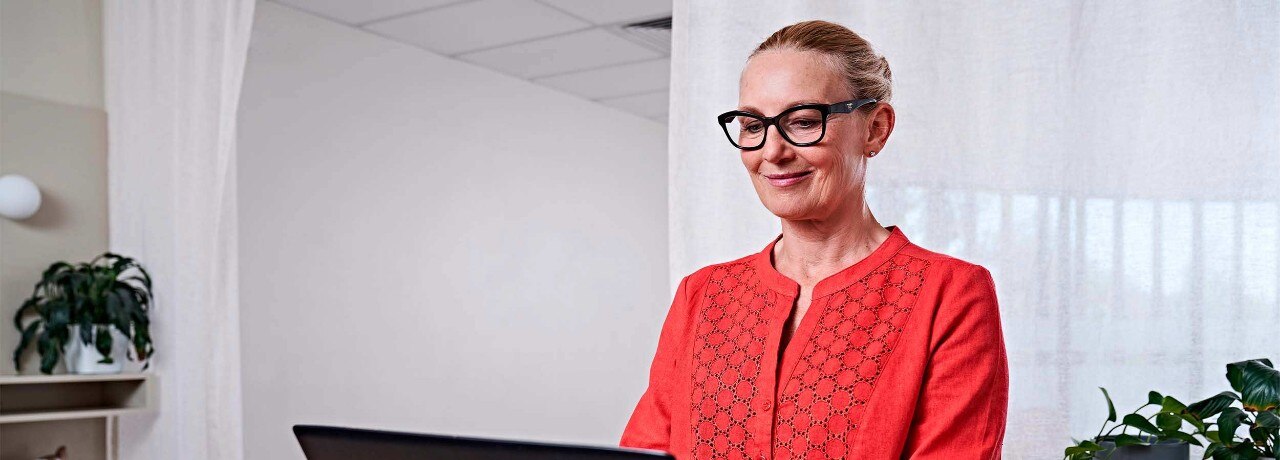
[738,100,825,113]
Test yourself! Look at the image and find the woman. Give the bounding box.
[620,20,1008,460]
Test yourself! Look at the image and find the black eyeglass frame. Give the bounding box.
[717,98,878,150]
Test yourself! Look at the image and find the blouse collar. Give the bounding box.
[750,225,911,298]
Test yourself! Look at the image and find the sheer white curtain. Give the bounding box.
[670,2,1279,457]
[104,1,255,458]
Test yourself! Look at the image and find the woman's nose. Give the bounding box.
[759,125,794,164]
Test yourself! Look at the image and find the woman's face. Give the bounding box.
[738,49,887,221]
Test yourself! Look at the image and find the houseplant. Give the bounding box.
[12,252,155,374]
[1064,387,1199,459]
[1065,358,1279,460]
[1181,358,1278,460]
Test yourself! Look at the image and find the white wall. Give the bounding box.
[237,3,669,459]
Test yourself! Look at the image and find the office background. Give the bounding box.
[0,1,1276,459]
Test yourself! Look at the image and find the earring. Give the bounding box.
[868,150,878,157]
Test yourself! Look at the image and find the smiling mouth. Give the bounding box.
[762,170,814,187]
[763,170,813,180]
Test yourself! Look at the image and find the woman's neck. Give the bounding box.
[773,200,889,287]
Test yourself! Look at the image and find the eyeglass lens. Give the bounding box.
[726,108,825,149]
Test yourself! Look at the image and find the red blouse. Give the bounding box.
[620,226,1008,460]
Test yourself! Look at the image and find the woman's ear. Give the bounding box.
[864,102,895,154]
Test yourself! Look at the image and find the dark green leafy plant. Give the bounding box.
[12,252,155,374]
[1182,358,1279,460]
[1064,387,1202,459]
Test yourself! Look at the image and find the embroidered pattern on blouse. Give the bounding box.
[687,253,931,460]
[772,253,929,460]
[689,261,771,460]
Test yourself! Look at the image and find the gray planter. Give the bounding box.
[1093,435,1188,460]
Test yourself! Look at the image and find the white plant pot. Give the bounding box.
[63,325,128,374]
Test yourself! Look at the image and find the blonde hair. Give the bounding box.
[749,20,893,104]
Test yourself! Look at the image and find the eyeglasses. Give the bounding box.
[717,98,877,150]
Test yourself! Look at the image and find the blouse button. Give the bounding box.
[758,399,772,411]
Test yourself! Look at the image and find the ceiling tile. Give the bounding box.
[533,58,669,100]
[537,0,671,25]
[599,90,668,118]
[364,0,589,55]
[457,28,660,78]
[274,0,465,25]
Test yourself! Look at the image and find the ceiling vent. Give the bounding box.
[611,15,672,56]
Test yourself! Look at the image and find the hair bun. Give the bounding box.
[750,20,894,103]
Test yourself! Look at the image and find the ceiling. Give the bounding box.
[269,0,673,123]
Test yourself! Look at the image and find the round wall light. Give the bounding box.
[0,174,42,220]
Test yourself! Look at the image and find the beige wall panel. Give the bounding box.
[0,91,108,376]
[0,0,105,109]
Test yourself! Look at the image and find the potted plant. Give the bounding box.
[12,252,155,374]
[1181,358,1278,460]
[1064,387,1199,459]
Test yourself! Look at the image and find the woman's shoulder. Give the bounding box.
[896,242,1002,332]
[674,249,763,298]
[896,239,995,287]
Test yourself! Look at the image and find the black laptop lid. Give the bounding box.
[293,425,674,460]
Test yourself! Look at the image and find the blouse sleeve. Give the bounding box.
[901,263,1010,459]
[620,274,694,453]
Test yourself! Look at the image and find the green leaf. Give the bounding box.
[106,289,132,336]
[1217,407,1247,446]
[1179,412,1206,433]
[1161,395,1188,413]
[1157,412,1183,431]
[1188,391,1240,419]
[1227,360,1250,393]
[94,325,114,364]
[37,333,59,374]
[46,302,70,330]
[1203,443,1223,460]
[1149,391,1165,405]
[1161,430,1202,447]
[133,320,152,357]
[1101,387,1117,423]
[1211,441,1263,460]
[1065,440,1104,455]
[1123,414,1163,435]
[12,322,40,370]
[13,295,41,330]
[1112,433,1148,447]
[79,315,93,345]
[1255,410,1280,429]
[1248,424,1270,448]
[1226,359,1280,412]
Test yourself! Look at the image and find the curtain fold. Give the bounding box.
[104,1,255,458]
[671,2,1280,457]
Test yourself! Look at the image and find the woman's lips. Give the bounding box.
[763,170,814,187]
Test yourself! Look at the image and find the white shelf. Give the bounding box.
[0,372,154,425]
[0,406,149,424]
[0,372,148,385]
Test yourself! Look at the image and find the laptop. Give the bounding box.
[293,425,675,460]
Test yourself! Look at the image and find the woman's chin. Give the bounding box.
[761,200,814,220]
